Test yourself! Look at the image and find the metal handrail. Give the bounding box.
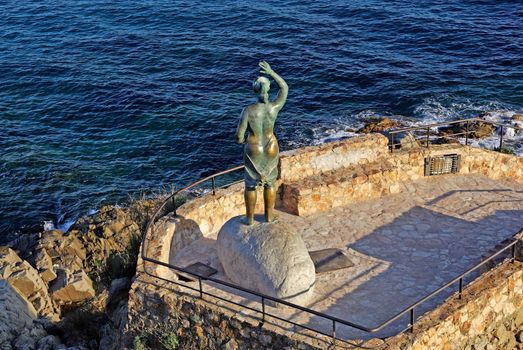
[140,161,521,347]
[142,165,243,257]
[388,117,523,152]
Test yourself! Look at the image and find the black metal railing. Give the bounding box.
[141,164,522,348]
[388,117,523,152]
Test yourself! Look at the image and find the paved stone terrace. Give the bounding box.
[170,174,523,343]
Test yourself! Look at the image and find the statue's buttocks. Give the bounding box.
[244,134,279,187]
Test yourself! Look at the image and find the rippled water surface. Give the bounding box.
[1,0,522,241]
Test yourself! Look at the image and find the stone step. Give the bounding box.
[280,160,400,216]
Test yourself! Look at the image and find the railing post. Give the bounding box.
[499,126,504,150]
[512,244,516,263]
[390,133,394,153]
[458,278,463,299]
[332,320,336,346]
[261,296,266,324]
[410,308,415,333]
[426,127,430,148]
[198,276,203,299]
[465,121,469,145]
[212,177,216,195]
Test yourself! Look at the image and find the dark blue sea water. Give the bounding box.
[1,1,522,242]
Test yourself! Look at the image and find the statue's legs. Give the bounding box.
[244,187,256,225]
[264,184,276,223]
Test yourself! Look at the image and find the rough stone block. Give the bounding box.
[50,269,95,304]
[216,216,315,305]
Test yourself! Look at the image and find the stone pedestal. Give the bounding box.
[216,216,315,305]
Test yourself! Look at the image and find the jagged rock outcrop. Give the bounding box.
[17,230,96,307]
[358,117,403,133]
[50,269,95,305]
[398,132,421,149]
[0,247,58,319]
[33,248,56,283]
[438,119,495,139]
[69,205,143,274]
[0,280,37,349]
[0,198,161,349]
[0,279,65,350]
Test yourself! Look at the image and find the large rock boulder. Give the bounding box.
[438,120,495,139]
[50,269,95,304]
[0,280,37,348]
[357,117,403,134]
[0,247,58,319]
[216,216,315,305]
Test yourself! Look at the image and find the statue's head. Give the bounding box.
[253,76,270,103]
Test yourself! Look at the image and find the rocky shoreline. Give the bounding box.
[1,197,162,350]
[1,112,522,350]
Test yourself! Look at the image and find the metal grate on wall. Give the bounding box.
[424,154,461,176]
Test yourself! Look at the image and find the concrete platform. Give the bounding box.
[170,173,523,342]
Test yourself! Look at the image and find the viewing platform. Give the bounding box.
[170,173,523,341]
[131,119,523,349]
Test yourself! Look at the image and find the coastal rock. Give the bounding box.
[358,117,403,134]
[216,216,315,305]
[0,282,55,350]
[70,205,142,274]
[18,230,88,293]
[9,230,98,310]
[0,246,24,277]
[0,199,160,350]
[109,277,131,297]
[511,114,523,121]
[13,329,36,350]
[432,137,460,145]
[497,124,516,139]
[33,249,56,284]
[0,281,37,344]
[438,120,495,139]
[6,233,40,259]
[0,247,58,319]
[50,269,95,304]
[34,230,86,267]
[36,335,62,350]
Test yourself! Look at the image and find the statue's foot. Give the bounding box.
[265,214,277,223]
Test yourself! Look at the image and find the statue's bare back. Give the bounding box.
[244,103,279,163]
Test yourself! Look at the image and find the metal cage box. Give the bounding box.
[424,154,461,176]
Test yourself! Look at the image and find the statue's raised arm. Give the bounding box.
[259,61,288,112]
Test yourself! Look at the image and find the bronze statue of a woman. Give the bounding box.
[236,61,288,225]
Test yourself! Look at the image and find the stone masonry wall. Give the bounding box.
[281,160,400,216]
[175,183,264,238]
[386,144,523,184]
[127,264,323,350]
[279,133,389,182]
[282,140,523,216]
[385,261,523,350]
